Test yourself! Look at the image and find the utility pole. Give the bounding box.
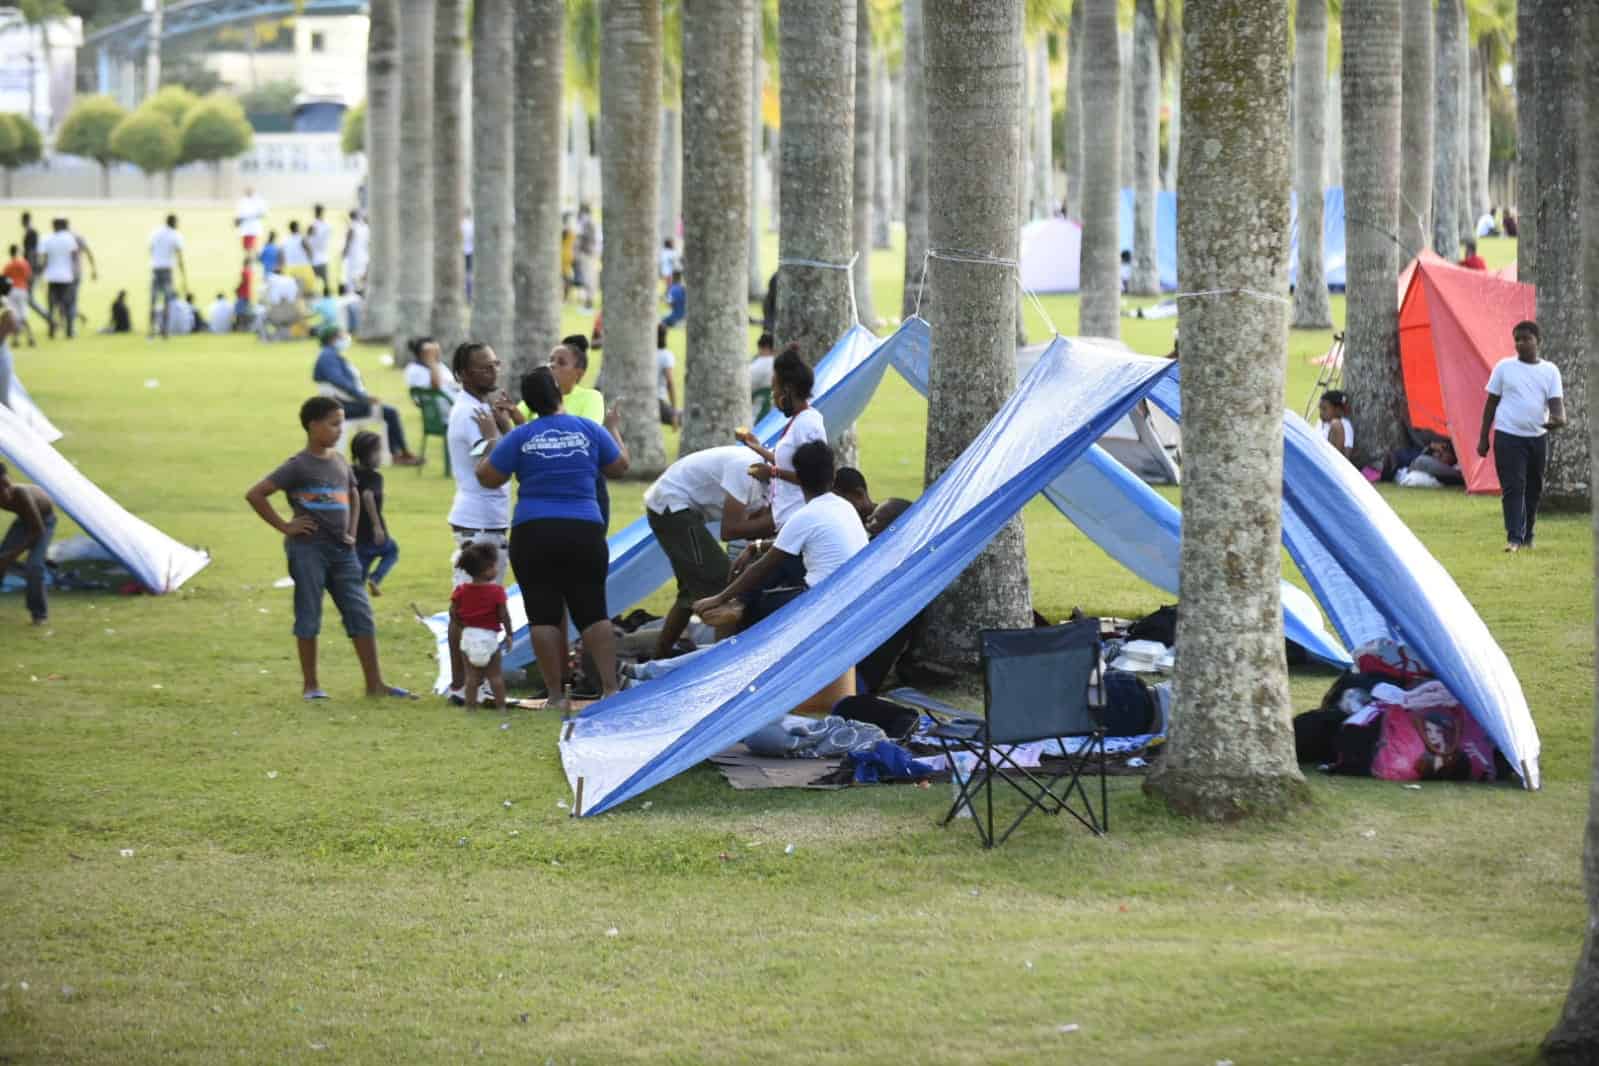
[144,0,162,100]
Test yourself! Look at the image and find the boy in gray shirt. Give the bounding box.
[245,395,416,701]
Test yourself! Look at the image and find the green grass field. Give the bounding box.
[1,204,1590,1064]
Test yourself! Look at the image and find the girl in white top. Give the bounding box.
[1318,389,1355,461]
[735,344,826,528]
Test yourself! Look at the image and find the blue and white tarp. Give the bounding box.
[1144,374,1538,787]
[562,337,1177,815]
[0,401,209,593]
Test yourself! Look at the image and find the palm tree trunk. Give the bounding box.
[872,51,893,251]
[1454,12,1471,244]
[1164,52,1181,191]
[1431,0,1462,256]
[470,0,514,366]
[1063,1,1084,218]
[1293,0,1332,328]
[899,0,929,320]
[1541,17,1599,1044]
[1079,0,1122,339]
[918,0,1030,669]
[1399,0,1433,260]
[359,0,399,341]
[1129,0,1160,295]
[1514,2,1537,283]
[511,0,565,383]
[1119,29,1135,201]
[430,0,467,350]
[747,14,767,302]
[892,60,907,228]
[850,0,876,328]
[1340,0,1408,464]
[1325,70,1342,187]
[680,0,753,455]
[1032,35,1052,219]
[393,0,435,365]
[658,106,681,242]
[1015,30,1031,348]
[601,0,669,475]
[1469,44,1488,224]
[776,0,855,363]
[767,128,780,232]
[572,98,593,209]
[1532,0,1589,508]
[1144,0,1308,822]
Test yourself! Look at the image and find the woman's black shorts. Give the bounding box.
[509,518,610,630]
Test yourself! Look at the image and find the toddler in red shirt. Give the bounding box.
[450,541,512,711]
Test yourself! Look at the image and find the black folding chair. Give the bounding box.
[932,619,1107,847]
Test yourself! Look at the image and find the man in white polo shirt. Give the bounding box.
[235,187,267,252]
[643,445,772,659]
[39,217,94,340]
[1476,319,1566,553]
[147,214,188,339]
[692,440,867,629]
[444,341,525,701]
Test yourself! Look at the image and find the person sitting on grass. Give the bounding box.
[102,290,131,335]
[643,444,773,661]
[1317,390,1355,462]
[244,396,417,702]
[311,325,424,466]
[0,461,56,626]
[450,540,513,714]
[693,440,868,631]
[351,430,398,599]
[1459,239,1488,272]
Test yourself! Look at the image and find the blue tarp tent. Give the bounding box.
[561,336,1177,815]
[1288,186,1348,290]
[0,402,210,593]
[1145,374,1537,787]
[1118,188,1179,291]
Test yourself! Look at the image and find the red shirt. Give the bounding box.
[451,581,507,631]
[1460,254,1487,271]
[236,268,253,301]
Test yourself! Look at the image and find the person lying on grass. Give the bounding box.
[245,395,417,702]
[693,440,867,630]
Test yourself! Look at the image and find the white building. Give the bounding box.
[0,8,82,132]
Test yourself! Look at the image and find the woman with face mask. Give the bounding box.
[310,325,424,466]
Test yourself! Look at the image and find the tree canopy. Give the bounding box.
[341,100,366,156]
[0,114,41,170]
[179,94,254,165]
[142,85,201,128]
[109,109,181,176]
[54,95,128,166]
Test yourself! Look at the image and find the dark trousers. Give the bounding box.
[356,538,400,586]
[47,282,76,337]
[1493,430,1547,546]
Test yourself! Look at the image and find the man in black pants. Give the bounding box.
[1476,320,1566,553]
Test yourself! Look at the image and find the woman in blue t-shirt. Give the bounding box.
[475,366,629,706]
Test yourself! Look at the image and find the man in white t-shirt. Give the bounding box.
[39,218,94,340]
[307,204,333,296]
[644,445,772,658]
[443,342,525,700]
[236,187,267,251]
[147,214,188,339]
[206,292,235,334]
[1475,208,1500,238]
[1477,320,1566,552]
[693,440,867,629]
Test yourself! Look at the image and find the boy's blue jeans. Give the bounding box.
[0,512,56,621]
[286,536,375,639]
[356,538,399,587]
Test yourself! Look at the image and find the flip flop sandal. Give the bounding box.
[385,686,419,700]
[303,689,331,701]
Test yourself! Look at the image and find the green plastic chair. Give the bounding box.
[409,387,453,476]
[751,386,773,422]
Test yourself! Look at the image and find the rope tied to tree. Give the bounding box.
[1169,287,1291,306]
[777,252,861,327]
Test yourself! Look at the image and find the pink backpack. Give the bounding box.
[1369,681,1495,782]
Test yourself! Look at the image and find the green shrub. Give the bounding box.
[109,109,181,175]
[54,94,128,166]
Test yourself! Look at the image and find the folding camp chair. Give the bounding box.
[409,387,453,476]
[932,618,1108,847]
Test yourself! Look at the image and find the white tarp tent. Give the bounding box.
[4,369,63,443]
[1018,216,1082,294]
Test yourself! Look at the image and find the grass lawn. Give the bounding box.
[0,204,1589,1064]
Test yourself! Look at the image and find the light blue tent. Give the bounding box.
[1287,186,1348,290]
[561,336,1177,814]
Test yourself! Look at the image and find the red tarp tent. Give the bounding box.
[1396,253,1537,495]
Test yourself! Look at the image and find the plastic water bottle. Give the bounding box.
[949,751,978,819]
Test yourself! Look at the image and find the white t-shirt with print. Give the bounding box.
[656,348,675,402]
[39,231,78,283]
[307,219,332,265]
[1487,357,1563,438]
[447,392,512,529]
[771,406,827,528]
[149,226,184,270]
[772,491,868,589]
[644,445,766,521]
